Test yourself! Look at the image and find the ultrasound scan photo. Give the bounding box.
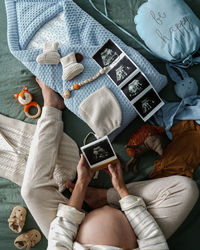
[133,88,162,118]
[108,56,136,85]
[93,39,122,67]
[82,138,115,166]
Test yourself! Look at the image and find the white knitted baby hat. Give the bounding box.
[78,86,122,138]
[60,52,84,81]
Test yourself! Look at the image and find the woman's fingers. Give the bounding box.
[79,154,85,164]
[65,180,75,192]
[115,160,122,170]
[108,164,116,176]
[80,154,90,168]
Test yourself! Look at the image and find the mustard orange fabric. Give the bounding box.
[150,120,200,179]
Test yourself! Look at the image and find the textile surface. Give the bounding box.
[151,120,200,179]
[5,0,167,140]
[0,0,200,249]
[0,113,80,192]
[152,96,200,139]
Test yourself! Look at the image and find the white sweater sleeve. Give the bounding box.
[119,195,169,250]
[47,203,85,250]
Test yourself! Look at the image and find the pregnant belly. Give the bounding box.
[76,205,137,249]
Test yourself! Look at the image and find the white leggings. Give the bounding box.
[21,107,199,239]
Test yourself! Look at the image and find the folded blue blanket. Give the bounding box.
[5,0,167,139]
[152,96,200,139]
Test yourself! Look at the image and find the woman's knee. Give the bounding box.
[175,175,199,204]
[21,184,31,202]
[185,178,199,204]
[21,183,40,204]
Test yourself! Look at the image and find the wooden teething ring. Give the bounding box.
[24,102,41,119]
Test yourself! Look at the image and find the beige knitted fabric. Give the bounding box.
[78,86,122,139]
[0,114,79,192]
[60,52,84,81]
[36,42,60,65]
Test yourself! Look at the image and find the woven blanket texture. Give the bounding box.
[5,0,167,139]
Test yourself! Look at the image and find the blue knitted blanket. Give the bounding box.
[5,0,167,139]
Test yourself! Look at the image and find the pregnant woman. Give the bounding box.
[21,78,199,250]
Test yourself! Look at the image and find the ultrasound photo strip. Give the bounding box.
[93,39,150,90]
[92,39,164,121]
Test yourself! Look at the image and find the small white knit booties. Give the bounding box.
[36,42,60,65]
[60,52,84,81]
[8,206,27,233]
[14,229,41,250]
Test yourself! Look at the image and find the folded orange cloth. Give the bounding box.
[150,120,200,179]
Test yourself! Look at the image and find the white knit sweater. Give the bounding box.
[0,114,80,192]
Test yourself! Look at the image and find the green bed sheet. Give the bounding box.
[0,0,200,249]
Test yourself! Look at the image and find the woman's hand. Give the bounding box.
[67,155,93,211]
[77,154,93,186]
[107,160,129,198]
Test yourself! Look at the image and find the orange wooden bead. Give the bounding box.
[74,84,81,90]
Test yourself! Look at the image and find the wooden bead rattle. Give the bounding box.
[14,86,41,119]
[63,67,107,99]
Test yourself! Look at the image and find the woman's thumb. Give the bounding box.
[108,164,115,175]
[80,154,85,162]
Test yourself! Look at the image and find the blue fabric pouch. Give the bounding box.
[5,0,167,140]
[89,0,200,67]
[134,0,200,65]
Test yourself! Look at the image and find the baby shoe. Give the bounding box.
[36,42,60,64]
[8,206,27,233]
[60,52,84,81]
[14,229,41,250]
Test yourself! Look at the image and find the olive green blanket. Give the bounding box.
[0,0,200,249]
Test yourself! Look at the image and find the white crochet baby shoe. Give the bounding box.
[14,229,41,250]
[8,206,27,233]
[36,42,60,65]
[60,52,84,81]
